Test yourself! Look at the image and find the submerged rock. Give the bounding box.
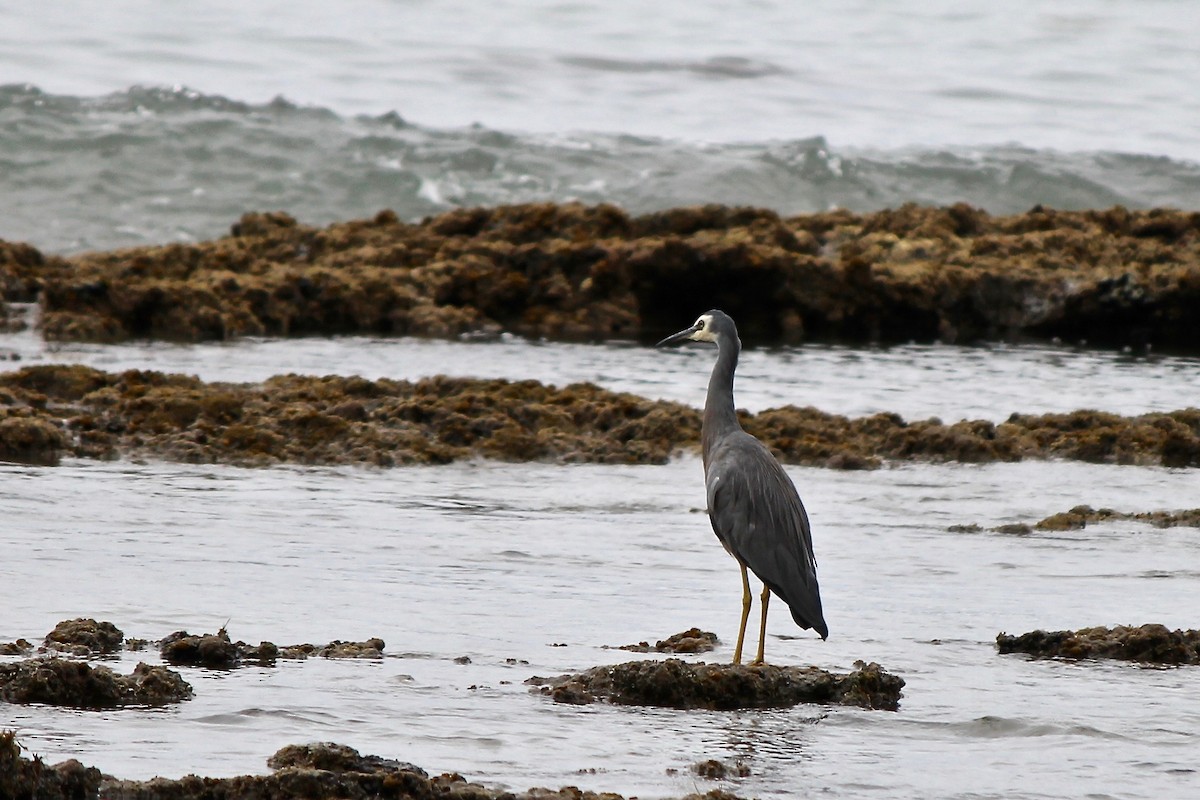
[0,736,750,800]
[1,365,1197,468]
[953,505,1200,534]
[43,618,124,656]
[528,658,904,711]
[997,624,1200,664]
[0,639,33,656]
[616,628,719,653]
[1033,505,1200,530]
[0,658,192,707]
[693,759,751,780]
[7,202,1200,351]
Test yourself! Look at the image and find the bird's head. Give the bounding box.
[656,309,738,348]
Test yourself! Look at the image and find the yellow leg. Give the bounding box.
[752,585,771,665]
[732,563,752,665]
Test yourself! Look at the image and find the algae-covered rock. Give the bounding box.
[160,630,386,667]
[0,731,103,800]
[1,365,1197,469]
[9,202,1200,350]
[81,739,751,800]
[617,628,719,654]
[528,658,904,711]
[160,629,241,669]
[0,658,192,707]
[0,414,68,465]
[997,624,1200,664]
[953,505,1200,534]
[43,618,124,656]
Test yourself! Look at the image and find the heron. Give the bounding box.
[657,310,827,665]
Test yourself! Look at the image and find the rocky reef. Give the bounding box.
[2,202,1199,350]
[528,658,903,711]
[1,365,1197,469]
[0,735,744,800]
[997,624,1200,664]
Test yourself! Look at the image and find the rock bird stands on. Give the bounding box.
[658,310,827,664]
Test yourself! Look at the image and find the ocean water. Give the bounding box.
[2,2,1200,253]
[3,4,1200,799]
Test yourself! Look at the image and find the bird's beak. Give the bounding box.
[656,323,702,347]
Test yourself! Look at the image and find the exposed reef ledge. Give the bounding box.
[527,658,904,711]
[3,202,1200,350]
[0,735,745,800]
[1,365,1197,468]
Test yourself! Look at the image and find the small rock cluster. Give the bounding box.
[616,628,720,654]
[528,658,904,711]
[997,624,1200,664]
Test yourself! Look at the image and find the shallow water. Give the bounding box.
[2,457,1198,799]
[2,332,1200,798]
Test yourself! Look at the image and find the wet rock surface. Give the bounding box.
[1032,504,1200,530]
[0,735,747,800]
[0,639,34,656]
[0,658,192,708]
[528,658,904,711]
[616,628,719,653]
[161,629,386,668]
[43,617,124,656]
[997,624,1200,664]
[4,202,1200,351]
[2,365,1197,468]
[0,731,103,800]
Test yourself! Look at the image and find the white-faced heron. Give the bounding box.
[658,309,827,664]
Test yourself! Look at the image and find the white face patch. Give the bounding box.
[691,313,718,342]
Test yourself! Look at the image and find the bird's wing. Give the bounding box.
[706,433,827,638]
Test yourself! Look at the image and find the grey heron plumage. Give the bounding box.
[657,309,827,664]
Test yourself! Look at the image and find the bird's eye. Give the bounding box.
[695,318,705,329]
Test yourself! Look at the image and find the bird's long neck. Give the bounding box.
[702,338,742,465]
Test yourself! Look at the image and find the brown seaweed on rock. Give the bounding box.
[616,628,719,654]
[997,624,1200,664]
[952,504,1200,534]
[160,629,386,668]
[1,365,1198,468]
[528,658,904,711]
[0,735,748,800]
[5,202,1200,350]
[0,731,103,800]
[0,658,192,708]
[43,618,124,656]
